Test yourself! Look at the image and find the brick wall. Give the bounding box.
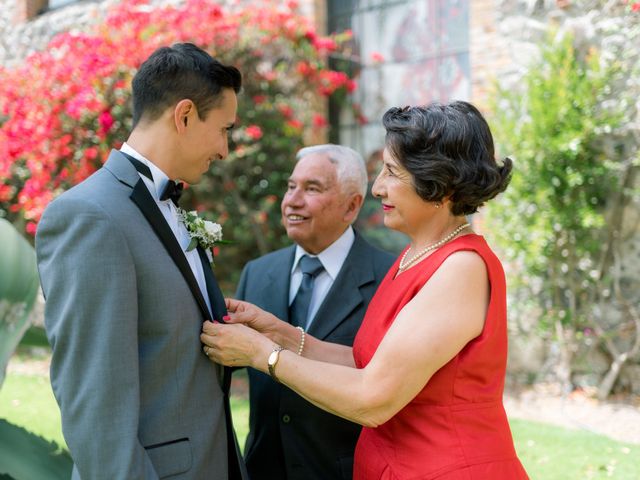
[469,0,511,109]
[13,0,48,22]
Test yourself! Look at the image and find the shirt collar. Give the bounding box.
[292,226,355,280]
[121,142,171,202]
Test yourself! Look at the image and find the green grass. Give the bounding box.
[2,368,639,479]
[0,371,251,453]
[511,418,639,479]
[230,395,249,451]
[0,373,66,449]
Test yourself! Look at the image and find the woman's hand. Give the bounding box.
[224,298,284,343]
[200,321,273,370]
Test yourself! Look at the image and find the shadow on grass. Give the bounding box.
[17,326,49,349]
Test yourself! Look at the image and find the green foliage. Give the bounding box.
[0,219,39,387]
[488,33,623,331]
[511,418,639,479]
[0,420,71,480]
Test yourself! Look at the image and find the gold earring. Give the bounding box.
[435,202,441,208]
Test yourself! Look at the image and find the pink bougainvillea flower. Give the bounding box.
[371,52,385,63]
[98,110,115,134]
[245,125,263,140]
[312,114,328,128]
[0,0,358,237]
[286,119,303,130]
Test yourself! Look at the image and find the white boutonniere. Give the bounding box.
[177,208,229,264]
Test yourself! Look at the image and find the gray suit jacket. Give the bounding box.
[236,233,394,480]
[36,150,246,479]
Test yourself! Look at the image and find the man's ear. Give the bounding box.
[174,99,194,132]
[343,192,364,223]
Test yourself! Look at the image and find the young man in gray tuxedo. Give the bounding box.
[36,43,246,479]
[234,145,395,480]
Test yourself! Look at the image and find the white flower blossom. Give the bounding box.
[203,220,223,240]
[176,208,228,262]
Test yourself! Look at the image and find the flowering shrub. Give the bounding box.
[0,0,356,289]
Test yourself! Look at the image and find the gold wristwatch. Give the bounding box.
[267,346,286,382]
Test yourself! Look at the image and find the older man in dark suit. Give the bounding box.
[235,144,394,480]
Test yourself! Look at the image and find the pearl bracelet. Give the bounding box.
[295,326,305,356]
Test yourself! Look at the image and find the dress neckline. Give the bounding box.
[392,233,480,280]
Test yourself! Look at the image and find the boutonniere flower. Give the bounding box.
[177,208,229,264]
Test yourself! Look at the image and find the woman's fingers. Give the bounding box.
[202,320,219,335]
[200,323,257,368]
[225,297,245,313]
[222,312,245,324]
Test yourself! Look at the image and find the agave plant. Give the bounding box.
[0,420,72,479]
[0,219,73,478]
[0,218,39,387]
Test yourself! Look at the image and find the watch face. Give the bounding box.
[268,348,283,382]
[268,350,279,366]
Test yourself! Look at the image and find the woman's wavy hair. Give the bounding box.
[382,101,512,216]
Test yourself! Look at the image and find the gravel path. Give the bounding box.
[504,383,640,445]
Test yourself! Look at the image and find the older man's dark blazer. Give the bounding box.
[235,231,394,480]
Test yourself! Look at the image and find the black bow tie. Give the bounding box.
[125,154,184,207]
[160,180,184,207]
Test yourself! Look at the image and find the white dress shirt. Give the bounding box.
[121,143,213,317]
[289,226,355,329]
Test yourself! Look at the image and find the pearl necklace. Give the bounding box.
[398,223,470,272]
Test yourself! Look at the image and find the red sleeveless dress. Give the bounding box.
[352,234,528,479]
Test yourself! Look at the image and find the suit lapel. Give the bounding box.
[197,247,227,322]
[308,234,374,340]
[129,179,211,321]
[262,247,295,323]
[196,247,234,394]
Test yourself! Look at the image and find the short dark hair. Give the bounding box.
[131,42,242,128]
[382,101,512,216]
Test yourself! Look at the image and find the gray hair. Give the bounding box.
[295,144,368,197]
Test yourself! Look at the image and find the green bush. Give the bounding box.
[487,32,626,389]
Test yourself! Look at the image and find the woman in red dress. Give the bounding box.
[202,101,529,479]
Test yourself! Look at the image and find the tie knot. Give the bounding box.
[298,255,324,278]
[160,180,184,207]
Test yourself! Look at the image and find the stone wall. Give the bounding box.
[0,0,320,66]
[0,0,120,66]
